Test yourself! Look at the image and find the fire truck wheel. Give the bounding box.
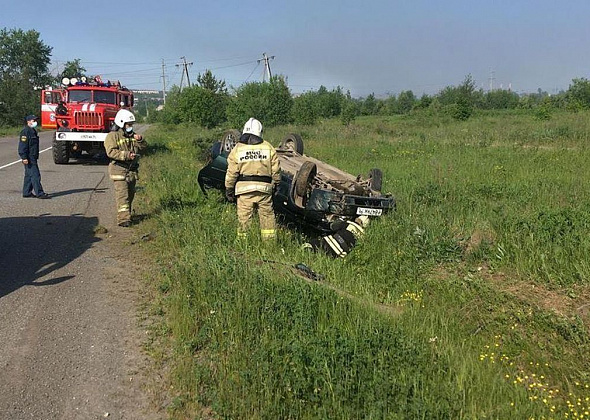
[52,139,70,164]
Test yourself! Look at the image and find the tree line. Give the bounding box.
[153,73,590,128]
[2,27,590,128]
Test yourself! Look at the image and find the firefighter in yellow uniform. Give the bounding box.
[225,118,281,240]
[104,109,147,227]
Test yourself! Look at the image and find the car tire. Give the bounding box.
[221,129,241,153]
[280,133,304,155]
[294,161,317,197]
[368,168,383,192]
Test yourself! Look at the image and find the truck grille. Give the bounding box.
[74,111,103,129]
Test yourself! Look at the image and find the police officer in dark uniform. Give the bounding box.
[18,115,50,199]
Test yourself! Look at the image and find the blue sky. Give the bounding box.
[3,0,590,97]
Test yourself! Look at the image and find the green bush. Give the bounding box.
[360,93,378,116]
[177,86,228,129]
[314,86,345,118]
[340,100,358,125]
[452,97,473,121]
[226,76,293,128]
[535,104,552,121]
[566,78,590,109]
[292,92,318,125]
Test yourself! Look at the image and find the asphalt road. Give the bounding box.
[0,127,160,419]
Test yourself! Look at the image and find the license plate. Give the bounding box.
[356,207,382,216]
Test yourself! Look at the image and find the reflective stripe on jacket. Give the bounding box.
[225,141,280,195]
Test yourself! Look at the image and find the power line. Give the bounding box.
[244,62,260,83]
[197,60,257,73]
[95,67,163,77]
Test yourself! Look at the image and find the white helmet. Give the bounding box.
[114,109,136,128]
[242,117,263,138]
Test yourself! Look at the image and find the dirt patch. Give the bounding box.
[431,262,590,332]
[462,227,496,256]
[469,264,590,326]
[104,225,173,417]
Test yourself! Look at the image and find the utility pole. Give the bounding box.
[176,56,194,91]
[161,59,167,104]
[489,69,496,92]
[258,52,275,82]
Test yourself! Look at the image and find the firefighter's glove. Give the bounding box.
[225,189,236,203]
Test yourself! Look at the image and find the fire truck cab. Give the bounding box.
[41,76,134,164]
[41,88,65,129]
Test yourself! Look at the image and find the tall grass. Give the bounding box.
[0,125,22,137]
[137,112,590,419]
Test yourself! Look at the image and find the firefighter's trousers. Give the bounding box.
[236,190,276,240]
[109,163,137,225]
[113,178,136,224]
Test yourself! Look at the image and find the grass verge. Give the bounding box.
[135,112,590,419]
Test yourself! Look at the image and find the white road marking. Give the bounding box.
[0,147,53,170]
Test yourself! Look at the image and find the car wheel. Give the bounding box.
[280,133,304,155]
[294,161,317,198]
[221,129,241,153]
[368,168,383,192]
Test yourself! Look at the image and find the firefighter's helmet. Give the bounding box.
[114,109,136,128]
[242,117,263,138]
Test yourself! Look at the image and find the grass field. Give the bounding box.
[0,126,20,137]
[136,110,590,419]
[0,125,50,137]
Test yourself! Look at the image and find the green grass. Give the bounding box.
[0,126,51,137]
[0,125,20,137]
[136,111,590,419]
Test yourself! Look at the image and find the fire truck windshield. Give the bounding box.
[68,90,117,104]
[68,90,92,103]
[93,90,117,104]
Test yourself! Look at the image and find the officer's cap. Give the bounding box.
[25,115,38,121]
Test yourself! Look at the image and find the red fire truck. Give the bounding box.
[41,76,134,164]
